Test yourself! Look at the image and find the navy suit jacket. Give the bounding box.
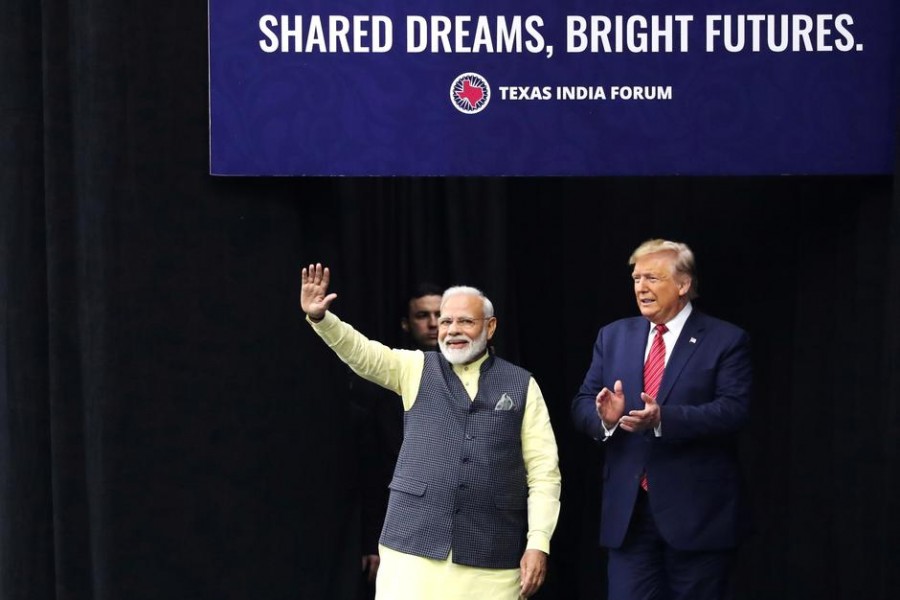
[572,310,753,551]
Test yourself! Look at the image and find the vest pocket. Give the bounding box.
[388,475,427,497]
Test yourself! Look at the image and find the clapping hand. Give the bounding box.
[619,392,660,432]
[596,379,626,430]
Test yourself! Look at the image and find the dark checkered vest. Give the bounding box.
[379,351,531,568]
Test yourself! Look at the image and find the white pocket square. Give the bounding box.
[494,393,515,411]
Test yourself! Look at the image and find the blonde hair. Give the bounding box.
[629,239,698,300]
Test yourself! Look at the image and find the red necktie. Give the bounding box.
[640,323,668,491]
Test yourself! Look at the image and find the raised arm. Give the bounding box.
[300,263,424,403]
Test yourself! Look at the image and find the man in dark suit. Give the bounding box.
[572,239,753,600]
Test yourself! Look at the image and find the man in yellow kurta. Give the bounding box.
[301,264,561,600]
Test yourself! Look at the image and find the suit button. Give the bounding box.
[465,434,474,440]
[462,457,470,463]
[459,483,468,489]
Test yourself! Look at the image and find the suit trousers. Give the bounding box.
[607,489,735,600]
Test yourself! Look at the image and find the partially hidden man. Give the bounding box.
[301,264,561,600]
[572,240,753,600]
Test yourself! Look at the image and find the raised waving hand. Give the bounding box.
[300,263,337,320]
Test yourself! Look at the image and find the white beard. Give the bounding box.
[439,328,488,365]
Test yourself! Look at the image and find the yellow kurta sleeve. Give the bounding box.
[522,378,562,554]
[307,311,424,409]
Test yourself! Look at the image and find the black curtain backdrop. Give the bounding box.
[2,1,899,599]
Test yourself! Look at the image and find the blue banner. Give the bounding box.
[209,1,895,175]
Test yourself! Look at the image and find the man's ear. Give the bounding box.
[401,318,410,333]
[678,276,692,298]
[486,317,498,341]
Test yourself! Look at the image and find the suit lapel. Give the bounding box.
[626,318,651,412]
[656,311,705,405]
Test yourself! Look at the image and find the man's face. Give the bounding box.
[437,294,497,365]
[402,294,441,349]
[632,251,691,324]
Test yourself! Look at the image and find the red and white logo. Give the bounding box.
[450,73,490,114]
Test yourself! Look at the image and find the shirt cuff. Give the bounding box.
[306,311,337,329]
[526,532,551,555]
[601,420,618,441]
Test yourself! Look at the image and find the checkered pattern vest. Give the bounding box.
[379,351,531,568]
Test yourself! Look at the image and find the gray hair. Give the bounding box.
[628,239,699,300]
[440,286,494,318]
